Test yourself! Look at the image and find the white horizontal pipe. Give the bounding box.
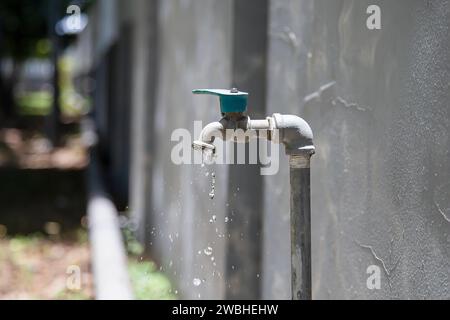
[248,118,271,130]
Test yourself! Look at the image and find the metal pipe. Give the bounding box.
[247,118,271,130]
[273,114,314,300]
[289,154,312,300]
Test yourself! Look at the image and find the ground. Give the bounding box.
[0,124,92,299]
[0,233,93,299]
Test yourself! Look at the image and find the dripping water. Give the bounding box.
[209,172,216,199]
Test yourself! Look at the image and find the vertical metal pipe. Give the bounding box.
[289,154,312,300]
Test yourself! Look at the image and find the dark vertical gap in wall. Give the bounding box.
[93,54,109,164]
[107,24,133,210]
[103,44,117,173]
[226,0,268,299]
[143,0,159,247]
[105,42,117,203]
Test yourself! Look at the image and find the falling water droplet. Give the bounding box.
[193,278,202,286]
[203,149,217,165]
[204,246,213,256]
[209,172,216,199]
[224,217,229,223]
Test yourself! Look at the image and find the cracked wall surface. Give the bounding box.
[264,0,450,299]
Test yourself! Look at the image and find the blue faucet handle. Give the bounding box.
[192,88,248,113]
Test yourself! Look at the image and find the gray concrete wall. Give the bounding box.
[264,0,450,299]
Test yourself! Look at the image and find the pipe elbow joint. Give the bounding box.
[272,113,315,156]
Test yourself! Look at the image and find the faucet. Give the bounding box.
[192,88,315,300]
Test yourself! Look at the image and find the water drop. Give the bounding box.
[224,217,229,223]
[193,278,202,286]
[204,246,213,256]
[208,172,216,199]
[203,149,217,165]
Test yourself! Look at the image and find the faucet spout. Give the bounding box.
[192,120,226,154]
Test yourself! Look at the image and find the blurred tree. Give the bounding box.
[0,0,49,60]
[0,0,51,122]
[0,0,93,134]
